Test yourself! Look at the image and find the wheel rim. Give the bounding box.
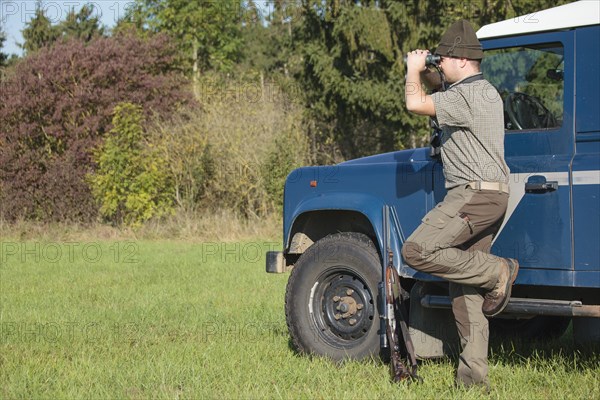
[310,267,375,348]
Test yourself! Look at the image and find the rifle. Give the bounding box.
[382,205,422,383]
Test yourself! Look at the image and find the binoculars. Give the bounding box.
[403,54,441,66]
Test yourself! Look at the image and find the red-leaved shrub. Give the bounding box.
[0,33,193,222]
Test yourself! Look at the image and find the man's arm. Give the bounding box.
[405,50,436,117]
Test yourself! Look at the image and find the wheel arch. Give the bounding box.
[283,194,409,277]
[284,193,386,255]
[287,210,377,256]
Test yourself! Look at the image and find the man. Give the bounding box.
[401,20,519,389]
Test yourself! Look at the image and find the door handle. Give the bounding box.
[525,181,558,192]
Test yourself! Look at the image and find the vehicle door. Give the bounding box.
[481,31,575,286]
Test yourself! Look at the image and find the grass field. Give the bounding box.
[1,239,599,399]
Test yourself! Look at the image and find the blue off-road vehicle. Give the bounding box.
[267,2,600,360]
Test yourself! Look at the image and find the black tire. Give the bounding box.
[285,232,381,361]
[490,316,571,341]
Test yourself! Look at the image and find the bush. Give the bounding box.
[0,33,192,222]
[89,103,175,226]
[262,120,309,213]
[196,74,308,217]
[147,73,308,218]
[149,111,214,214]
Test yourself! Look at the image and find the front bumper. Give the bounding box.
[265,251,288,273]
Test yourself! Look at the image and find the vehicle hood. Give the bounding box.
[338,147,431,166]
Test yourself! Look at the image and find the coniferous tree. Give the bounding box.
[239,0,268,72]
[239,0,301,75]
[22,4,105,54]
[0,29,7,67]
[264,0,302,77]
[59,4,105,42]
[0,29,7,82]
[21,7,59,53]
[112,2,149,37]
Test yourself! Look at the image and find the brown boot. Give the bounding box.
[482,258,519,317]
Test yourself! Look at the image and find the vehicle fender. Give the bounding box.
[286,193,406,272]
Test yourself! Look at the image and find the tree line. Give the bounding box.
[0,0,568,225]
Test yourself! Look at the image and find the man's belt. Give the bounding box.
[467,181,510,194]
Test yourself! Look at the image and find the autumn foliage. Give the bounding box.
[0,34,192,222]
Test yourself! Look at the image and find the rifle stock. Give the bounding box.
[382,205,422,383]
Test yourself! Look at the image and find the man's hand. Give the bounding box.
[405,50,429,74]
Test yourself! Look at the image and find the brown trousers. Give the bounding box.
[402,185,509,386]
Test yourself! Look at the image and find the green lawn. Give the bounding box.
[1,240,598,399]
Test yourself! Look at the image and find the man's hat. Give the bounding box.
[435,20,483,60]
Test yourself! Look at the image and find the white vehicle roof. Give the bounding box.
[477,1,600,39]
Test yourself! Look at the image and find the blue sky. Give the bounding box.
[1,1,274,56]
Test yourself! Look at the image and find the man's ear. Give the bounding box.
[457,58,469,68]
